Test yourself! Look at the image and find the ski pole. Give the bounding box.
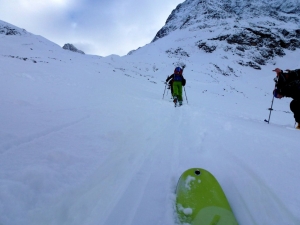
[181,65,188,104]
[265,77,278,124]
[162,83,167,99]
[264,95,274,124]
[184,86,189,104]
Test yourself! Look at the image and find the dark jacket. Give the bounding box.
[166,75,174,84]
[280,80,300,100]
[276,69,300,100]
[277,69,300,89]
[166,74,186,86]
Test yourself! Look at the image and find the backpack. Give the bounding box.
[286,69,300,82]
[277,69,300,90]
[280,79,300,99]
[173,67,183,81]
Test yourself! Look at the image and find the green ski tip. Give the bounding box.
[175,168,238,225]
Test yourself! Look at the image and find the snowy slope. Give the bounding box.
[1,10,300,225]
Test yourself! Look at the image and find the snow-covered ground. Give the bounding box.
[1,20,300,225]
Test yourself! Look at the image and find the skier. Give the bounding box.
[167,66,186,106]
[273,68,300,129]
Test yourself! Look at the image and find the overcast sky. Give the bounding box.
[0,0,183,56]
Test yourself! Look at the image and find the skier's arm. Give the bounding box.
[181,75,186,86]
[166,74,174,82]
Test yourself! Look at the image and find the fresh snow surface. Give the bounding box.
[1,21,300,225]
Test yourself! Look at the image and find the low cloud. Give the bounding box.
[0,0,183,56]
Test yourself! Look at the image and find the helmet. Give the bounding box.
[174,67,182,75]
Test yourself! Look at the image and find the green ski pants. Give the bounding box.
[173,81,183,101]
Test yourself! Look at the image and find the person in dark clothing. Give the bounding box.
[273,68,300,129]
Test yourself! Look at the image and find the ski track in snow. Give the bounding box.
[0,116,90,154]
[227,153,300,225]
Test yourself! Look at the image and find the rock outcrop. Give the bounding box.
[62,43,85,54]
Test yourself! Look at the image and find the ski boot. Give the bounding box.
[173,97,178,107]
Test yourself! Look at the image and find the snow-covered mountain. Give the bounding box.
[1,0,300,224]
[150,0,300,70]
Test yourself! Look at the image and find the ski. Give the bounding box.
[176,168,238,225]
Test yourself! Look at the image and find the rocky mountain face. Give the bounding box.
[152,0,300,70]
[0,21,27,36]
[62,43,85,54]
